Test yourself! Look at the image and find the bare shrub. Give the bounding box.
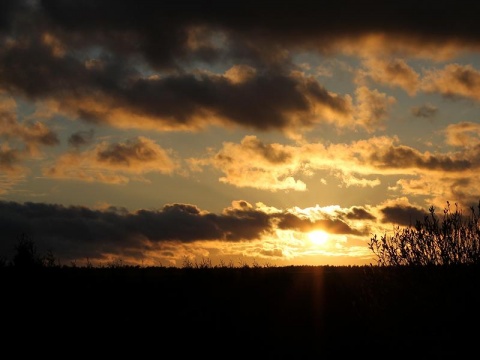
[13,233,43,268]
[369,201,480,266]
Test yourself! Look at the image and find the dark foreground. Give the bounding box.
[2,265,480,358]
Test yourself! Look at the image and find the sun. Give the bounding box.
[308,230,329,246]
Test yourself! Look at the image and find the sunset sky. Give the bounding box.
[1,0,480,267]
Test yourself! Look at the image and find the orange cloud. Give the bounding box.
[44,136,177,184]
[358,58,420,95]
[191,134,478,195]
[444,122,480,147]
[354,87,396,132]
[0,144,28,194]
[189,135,308,191]
[331,33,475,60]
[393,175,478,211]
[224,65,257,84]
[422,64,480,100]
[0,97,59,152]
[0,96,59,193]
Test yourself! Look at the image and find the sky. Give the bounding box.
[1,0,480,267]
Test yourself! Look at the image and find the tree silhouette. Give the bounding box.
[12,233,42,268]
[369,201,480,266]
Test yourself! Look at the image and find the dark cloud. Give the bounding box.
[411,103,438,118]
[275,212,362,235]
[0,35,350,132]
[0,0,24,31]
[122,72,349,131]
[2,1,475,134]
[220,206,274,240]
[0,200,275,262]
[380,205,428,226]
[23,121,59,146]
[344,207,376,220]
[240,136,291,163]
[0,199,370,263]
[369,145,471,171]
[37,0,480,66]
[97,137,160,165]
[233,200,252,210]
[315,219,365,235]
[68,129,94,147]
[449,178,473,204]
[0,147,21,171]
[276,213,314,231]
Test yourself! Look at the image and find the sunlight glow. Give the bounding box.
[308,230,329,246]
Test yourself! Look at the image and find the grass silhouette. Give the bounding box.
[2,261,479,357]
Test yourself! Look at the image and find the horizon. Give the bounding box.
[1,1,480,267]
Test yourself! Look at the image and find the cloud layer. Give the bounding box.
[0,1,479,136]
[0,199,377,265]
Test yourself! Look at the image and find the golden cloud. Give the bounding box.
[44,136,177,184]
[444,122,480,147]
[358,57,420,95]
[422,64,480,100]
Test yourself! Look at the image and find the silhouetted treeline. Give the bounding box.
[2,264,479,357]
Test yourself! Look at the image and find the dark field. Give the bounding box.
[3,265,479,358]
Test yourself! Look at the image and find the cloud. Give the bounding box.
[3,1,476,138]
[359,58,420,95]
[68,129,94,148]
[0,33,354,134]
[35,0,480,64]
[44,136,177,184]
[422,64,480,100]
[354,86,396,132]
[0,199,379,265]
[410,103,438,118]
[189,135,309,191]
[275,212,363,235]
[393,174,480,210]
[334,172,381,188]
[0,0,23,31]
[0,143,23,174]
[444,122,480,147]
[0,200,274,263]
[191,134,478,192]
[0,142,27,194]
[380,204,428,226]
[0,97,59,151]
[0,152,28,199]
[224,64,257,84]
[342,207,377,221]
[326,135,472,174]
[0,96,59,193]
[366,142,471,172]
[0,117,59,150]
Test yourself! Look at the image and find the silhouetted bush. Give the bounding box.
[42,249,59,268]
[369,201,480,266]
[12,233,43,268]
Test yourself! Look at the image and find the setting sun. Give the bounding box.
[308,230,329,246]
